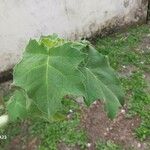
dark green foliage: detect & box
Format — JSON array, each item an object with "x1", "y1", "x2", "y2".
[{"x1": 7, "y1": 35, "x2": 124, "y2": 121}]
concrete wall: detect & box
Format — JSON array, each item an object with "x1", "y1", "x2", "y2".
[{"x1": 0, "y1": 0, "x2": 148, "y2": 73}]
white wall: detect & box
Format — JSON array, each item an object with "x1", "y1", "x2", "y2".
[{"x1": 0, "y1": 0, "x2": 148, "y2": 72}]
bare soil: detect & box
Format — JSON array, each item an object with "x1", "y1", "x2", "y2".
[{"x1": 81, "y1": 101, "x2": 147, "y2": 150}]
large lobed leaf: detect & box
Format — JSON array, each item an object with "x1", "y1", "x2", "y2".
[
  {"x1": 8, "y1": 35, "x2": 124, "y2": 121},
  {"x1": 80, "y1": 45, "x2": 124, "y2": 118},
  {"x1": 13, "y1": 38, "x2": 86, "y2": 119}
]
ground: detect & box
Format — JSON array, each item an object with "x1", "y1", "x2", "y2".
[{"x1": 0, "y1": 24, "x2": 150, "y2": 150}]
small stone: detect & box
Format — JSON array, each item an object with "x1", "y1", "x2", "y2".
[
  {"x1": 140, "y1": 61, "x2": 144, "y2": 64},
  {"x1": 142, "y1": 75, "x2": 145, "y2": 78},
  {"x1": 121, "y1": 109, "x2": 125, "y2": 114},
  {"x1": 93, "y1": 101, "x2": 97, "y2": 105},
  {"x1": 137, "y1": 143, "x2": 141, "y2": 148},
  {"x1": 104, "y1": 132, "x2": 107, "y2": 136},
  {"x1": 109, "y1": 127, "x2": 113, "y2": 130},
  {"x1": 122, "y1": 65, "x2": 126, "y2": 69},
  {"x1": 69, "y1": 109, "x2": 73, "y2": 113},
  {"x1": 106, "y1": 128, "x2": 109, "y2": 131},
  {"x1": 0, "y1": 115, "x2": 9, "y2": 127},
  {"x1": 147, "y1": 34, "x2": 150, "y2": 37},
  {"x1": 75, "y1": 96, "x2": 84, "y2": 104},
  {"x1": 67, "y1": 114, "x2": 71, "y2": 119},
  {"x1": 131, "y1": 144, "x2": 134, "y2": 147},
  {"x1": 87, "y1": 143, "x2": 91, "y2": 147}
]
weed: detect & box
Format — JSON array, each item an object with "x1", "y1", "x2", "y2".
[{"x1": 96, "y1": 140, "x2": 122, "y2": 150}]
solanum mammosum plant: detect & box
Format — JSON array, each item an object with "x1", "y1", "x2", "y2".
[{"x1": 6, "y1": 35, "x2": 124, "y2": 122}]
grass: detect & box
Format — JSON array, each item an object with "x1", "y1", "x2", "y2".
[
  {"x1": 95, "y1": 25, "x2": 149, "y2": 70},
  {"x1": 31, "y1": 118, "x2": 87, "y2": 150},
  {"x1": 95, "y1": 25, "x2": 150, "y2": 140},
  {"x1": 0, "y1": 99, "x2": 88, "y2": 150},
  {"x1": 31, "y1": 99, "x2": 88, "y2": 150},
  {"x1": 0, "y1": 25, "x2": 150, "y2": 149},
  {"x1": 96, "y1": 140, "x2": 122, "y2": 150}
]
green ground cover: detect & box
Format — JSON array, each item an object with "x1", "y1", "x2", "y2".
[
  {"x1": 0, "y1": 24, "x2": 150, "y2": 150},
  {"x1": 95, "y1": 25, "x2": 150, "y2": 140}
]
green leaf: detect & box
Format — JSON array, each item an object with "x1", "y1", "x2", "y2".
[
  {"x1": 11, "y1": 35, "x2": 124, "y2": 120},
  {"x1": 7, "y1": 89, "x2": 31, "y2": 121},
  {"x1": 13, "y1": 39, "x2": 86, "y2": 119},
  {"x1": 81, "y1": 45, "x2": 124, "y2": 118},
  {"x1": 39, "y1": 34, "x2": 66, "y2": 48}
]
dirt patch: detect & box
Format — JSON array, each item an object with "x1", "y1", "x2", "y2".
[
  {"x1": 137, "y1": 32, "x2": 150, "y2": 92},
  {"x1": 144, "y1": 72, "x2": 150, "y2": 95},
  {"x1": 5, "y1": 121, "x2": 40, "y2": 150},
  {"x1": 119, "y1": 65, "x2": 137, "y2": 77},
  {"x1": 0, "y1": 81, "x2": 12, "y2": 97},
  {"x1": 81, "y1": 101, "x2": 148, "y2": 150},
  {"x1": 8, "y1": 136, "x2": 40, "y2": 150},
  {"x1": 137, "y1": 34, "x2": 150, "y2": 53}
]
